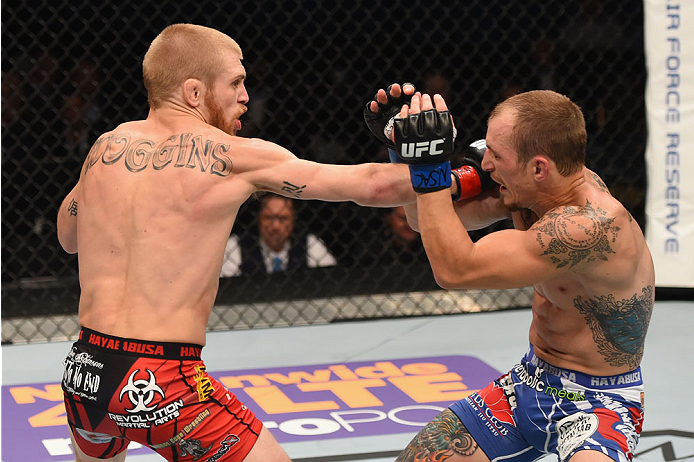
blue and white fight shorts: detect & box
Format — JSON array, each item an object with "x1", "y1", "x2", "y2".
[{"x1": 450, "y1": 345, "x2": 644, "y2": 462}]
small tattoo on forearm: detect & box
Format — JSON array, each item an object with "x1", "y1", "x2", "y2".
[
  {"x1": 68, "y1": 199, "x2": 78, "y2": 216},
  {"x1": 281, "y1": 181, "x2": 306, "y2": 198}
]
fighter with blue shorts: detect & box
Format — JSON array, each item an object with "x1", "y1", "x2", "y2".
[
  {"x1": 363, "y1": 84, "x2": 655, "y2": 462},
  {"x1": 450, "y1": 345, "x2": 644, "y2": 462}
]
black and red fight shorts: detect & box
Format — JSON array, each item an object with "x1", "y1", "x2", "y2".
[{"x1": 61, "y1": 327, "x2": 262, "y2": 460}]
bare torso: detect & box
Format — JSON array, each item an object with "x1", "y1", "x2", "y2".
[
  {"x1": 63, "y1": 110, "x2": 413, "y2": 346},
  {"x1": 75, "y1": 119, "x2": 261, "y2": 345},
  {"x1": 523, "y1": 170, "x2": 655, "y2": 376}
]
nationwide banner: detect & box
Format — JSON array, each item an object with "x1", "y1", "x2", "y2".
[
  {"x1": 1, "y1": 355, "x2": 500, "y2": 460},
  {"x1": 644, "y1": 0, "x2": 694, "y2": 287}
]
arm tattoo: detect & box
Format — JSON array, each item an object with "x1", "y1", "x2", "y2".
[
  {"x1": 67, "y1": 199, "x2": 78, "y2": 216},
  {"x1": 280, "y1": 181, "x2": 306, "y2": 198},
  {"x1": 396, "y1": 409, "x2": 479, "y2": 461},
  {"x1": 533, "y1": 200, "x2": 620, "y2": 269},
  {"x1": 574, "y1": 286, "x2": 653, "y2": 368}
]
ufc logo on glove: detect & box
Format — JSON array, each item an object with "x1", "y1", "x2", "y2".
[
  {"x1": 394, "y1": 109, "x2": 455, "y2": 193},
  {"x1": 400, "y1": 139, "x2": 447, "y2": 158}
]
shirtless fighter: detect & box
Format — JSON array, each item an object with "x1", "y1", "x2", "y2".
[
  {"x1": 54, "y1": 24, "x2": 483, "y2": 462},
  {"x1": 364, "y1": 86, "x2": 654, "y2": 462}
]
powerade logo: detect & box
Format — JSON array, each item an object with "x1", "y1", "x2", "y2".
[{"x1": 400, "y1": 140, "x2": 446, "y2": 157}]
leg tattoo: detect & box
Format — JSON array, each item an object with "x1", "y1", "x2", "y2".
[{"x1": 396, "y1": 409, "x2": 479, "y2": 461}]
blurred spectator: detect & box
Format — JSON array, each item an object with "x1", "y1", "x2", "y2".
[
  {"x1": 306, "y1": 64, "x2": 352, "y2": 165},
  {"x1": 421, "y1": 72, "x2": 453, "y2": 102},
  {"x1": 1, "y1": 70, "x2": 24, "y2": 123},
  {"x1": 221, "y1": 194, "x2": 336, "y2": 276},
  {"x1": 25, "y1": 51, "x2": 61, "y2": 115},
  {"x1": 7, "y1": 52, "x2": 63, "y2": 240},
  {"x1": 366, "y1": 206, "x2": 429, "y2": 267},
  {"x1": 422, "y1": 71, "x2": 461, "y2": 144},
  {"x1": 560, "y1": 0, "x2": 624, "y2": 51},
  {"x1": 530, "y1": 36, "x2": 559, "y2": 91},
  {"x1": 0, "y1": 72, "x2": 26, "y2": 161},
  {"x1": 237, "y1": 58, "x2": 271, "y2": 138},
  {"x1": 69, "y1": 59, "x2": 103, "y2": 126},
  {"x1": 60, "y1": 94, "x2": 93, "y2": 161},
  {"x1": 498, "y1": 80, "x2": 523, "y2": 102}
]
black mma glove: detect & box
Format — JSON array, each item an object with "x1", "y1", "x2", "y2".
[
  {"x1": 364, "y1": 83, "x2": 415, "y2": 162},
  {"x1": 451, "y1": 139, "x2": 495, "y2": 202},
  {"x1": 393, "y1": 108, "x2": 455, "y2": 193}
]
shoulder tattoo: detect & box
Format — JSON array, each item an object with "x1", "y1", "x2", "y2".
[
  {"x1": 396, "y1": 409, "x2": 478, "y2": 461},
  {"x1": 82, "y1": 133, "x2": 233, "y2": 177},
  {"x1": 532, "y1": 200, "x2": 620, "y2": 269},
  {"x1": 574, "y1": 286, "x2": 654, "y2": 368},
  {"x1": 590, "y1": 171, "x2": 611, "y2": 194}
]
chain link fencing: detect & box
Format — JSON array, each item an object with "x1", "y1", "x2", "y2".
[{"x1": 1, "y1": 0, "x2": 646, "y2": 343}]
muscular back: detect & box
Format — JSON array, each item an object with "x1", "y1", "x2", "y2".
[
  {"x1": 61, "y1": 113, "x2": 413, "y2": 345},
  {"x1": 523, "y1": 169, "x2": 655, "y2": 376},
  {"x1": 74, "y1": 120, "x2": 254, "y2": 345}
]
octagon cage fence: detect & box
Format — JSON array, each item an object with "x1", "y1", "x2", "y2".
[{"x1": 1, "y1": 0, "x2": 646, "y2": 343}]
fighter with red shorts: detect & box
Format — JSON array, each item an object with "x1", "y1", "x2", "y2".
[
  {"x1": 57, "y1": 23, "x2": 420, "y2": 462},
  {"x1": 62, "y1": 328, "x2": 262, "y2": 460}
]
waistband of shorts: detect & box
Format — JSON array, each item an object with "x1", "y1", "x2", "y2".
[
  {"x1": 523, "y1": 344, "x2": 642, "y2": 389},
  {"x1": 77, "y1": 327, "x2": 203, "y2": 360}
]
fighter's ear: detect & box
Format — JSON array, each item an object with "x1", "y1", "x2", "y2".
[
  {"x1": 182, "y1": 78, "x2": 202, "y2": 107},
  {"x1": 531, "y1": 155, "x2": 551, "y2": 182}
]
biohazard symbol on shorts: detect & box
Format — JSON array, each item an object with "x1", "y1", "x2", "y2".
[{"x1": 119, "y1": 369, "x2": 165, "y2": 413}]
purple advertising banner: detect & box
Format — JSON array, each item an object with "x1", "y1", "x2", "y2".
[{"x1": 1, "y1": 355, "x2": 500, "y2": 460}]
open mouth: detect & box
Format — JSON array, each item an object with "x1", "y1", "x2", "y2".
[
  {"x1": 235, "y1": 109, "x2": 247, "y2": 131},
  {"x1": 491, "y1": 177, "x2": 505, "y2": 191}
]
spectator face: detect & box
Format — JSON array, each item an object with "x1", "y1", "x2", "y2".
[
  {"x1": 388, "y1": 206, "x2": 417, "y2": 243},
  {"x1": 259, "y1": 197, "x2": 295, "y2": 252}
]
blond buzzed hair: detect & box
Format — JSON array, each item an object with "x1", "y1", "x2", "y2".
[
  {"x1": 143, "y1": 24, "x2": 243, "y2": 108},
  {"x1": 489, "y1": 90, "x2": 586, "y2": 176}
]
